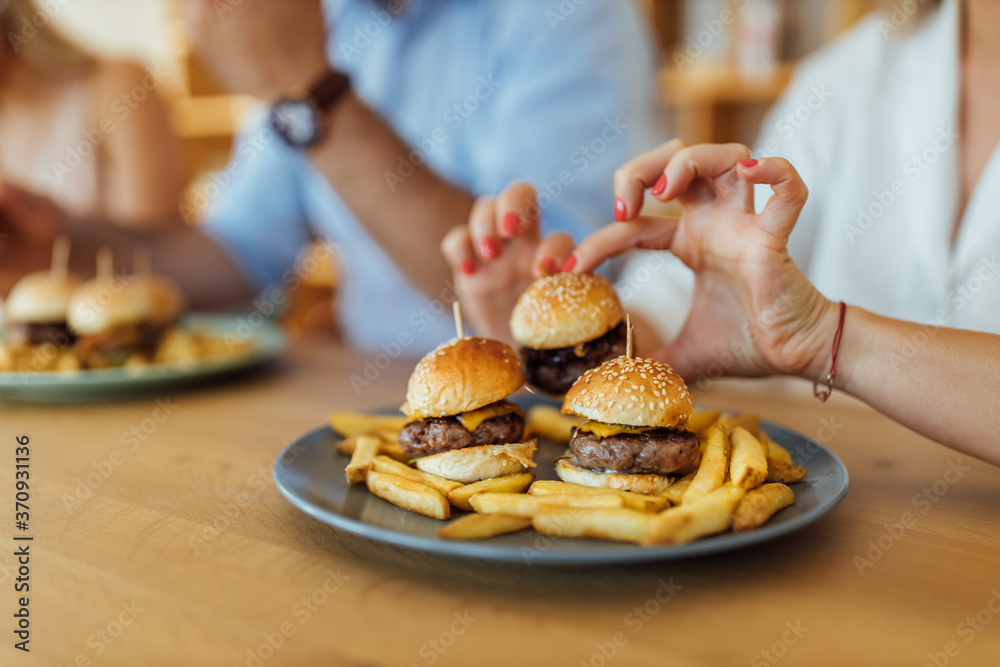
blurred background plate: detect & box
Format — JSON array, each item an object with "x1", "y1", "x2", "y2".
[
  {"x1": 273, "y1": 397, "x2": 849, "y2": 565},
  {"x1": 0, "y1": 313, "x2": 285, "y2": 402}
]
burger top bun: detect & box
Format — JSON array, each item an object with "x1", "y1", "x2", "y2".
[
  {"x1": 405, "y1": 337, "x2": 524, "y2": 420},
  {"x1": 561, "y1": 355, "x2": 692, "y2": 428},
  {"x1": 67, "y1": 277, "x2": 156, "y2": 335},
  {"x1": 133, "y1": 275, "x2": 185, "y2": 324},
  {"x1": 5, "y1": 272, "x2": 81, "y2": 324},
  {"x1": 509, "y1": 273, "x2": 623, "y2": 350}
]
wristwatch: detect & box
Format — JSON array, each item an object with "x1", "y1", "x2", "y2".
[{"x1": 269, "y1": 69, "x2": 351, "y2": 148}]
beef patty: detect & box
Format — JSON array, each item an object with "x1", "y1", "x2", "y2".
[
  {"x1": 398, "y1": 402, "x2": 525, "y2": 458},
  {"x1": 519, "y1": 320, "x2": 626, "y2": 396},
  {"x1": 568, "y1": 426, "x2": 699, "y2": 476},
  {"x1": 5, "y1": 322, "x2": 76, "y2": 348}
]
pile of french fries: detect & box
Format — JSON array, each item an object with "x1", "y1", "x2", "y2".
[{"x1": 329, "y1": 409, "x2": 807, "y2": 546}]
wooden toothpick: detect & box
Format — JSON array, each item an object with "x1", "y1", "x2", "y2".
[
  {"x1": 625, "y1": 314, "x2": 634, "y2": 359},
  {"x1": 96, "y1": 247, "x2": 113, "y2": 280},
  {"x1": 50, "y1": 235, "x2": 70, "y2": 280},
  {"x1": 453, "y1": 300, "x2": 465, "y2": 338}
]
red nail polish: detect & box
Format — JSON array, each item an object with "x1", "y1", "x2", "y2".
[
  {"x1": 560, "y1": 254, "x2": 577, "y2": 273},
  {"x1": 540, "y1": 256, "x2": 557, "y2": 276},
  {"x1": 614, "y1": 198, "x2": 626, "y2": 222},
  {"x1": 738, "y1": 159, "x2": 759, "y2": 168},
  {"x1": 501, "y1": 212, "x2": 522, "y2": 236},
  {"x1": 481, "y1": 237, "x2": 501, "y2": 259},
  {"x1": 461, "y1": 260, "x2": 476, "y2": 276},
  {"x1": 651, "y1": 174, "x2": 667, "y2": 196}
]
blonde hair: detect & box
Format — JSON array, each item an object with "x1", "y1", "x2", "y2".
[{"x1": 1, "y1": 0, "x2": 95, "y2": 77}]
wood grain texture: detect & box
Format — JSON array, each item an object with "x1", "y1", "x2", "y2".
[{"x1": 2, "y1": 341, "x2": 998, "y2": 666}]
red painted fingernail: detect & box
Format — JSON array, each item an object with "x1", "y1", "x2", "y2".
[
  {"x1": 460, "y1": 260, "x2": 476, "y2": 276},
  {"x1": 614, "y1": 197, "x2": 627, "y2": 222},
  {"x1": 481, "y1": 237, "x2": 501, "y2": 259},
  {"x1": 501, "y1": 212, "x2": 522, "y2": 236},
  {"x1": 540, "y1": 256, "x2": 557, "y2": 276},
  {"x1": 560, "y1": 254, "x2": 578, "y2": 273},
  {"x1": 651, "y1": 174, "x2": 667, "y2": 196},
  {"x1": 738, "y1": 159, "x2": 759, "y2": 168}
]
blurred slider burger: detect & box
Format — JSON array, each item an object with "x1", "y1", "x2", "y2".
[
  {"x1": 558, "y1": 355, "x2": 699, "y2": 494},
  {"x1": 398, "y1": 336, "x2": 537, "y2": 483},
  {"x1": 510, "y1": 272, "x2": 625, "y2": 396},
  {"x1": 3, "y1": 270, "x2": 82, "y2": 356}
]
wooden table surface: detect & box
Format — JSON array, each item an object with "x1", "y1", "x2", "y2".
[{"x1": 2, "y1": 338, "x2": 999, "y2": 667}]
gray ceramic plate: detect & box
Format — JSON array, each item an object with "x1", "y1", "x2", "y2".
[
  {"x1": 0, "y1": 314, "x2": 285, "y2": 402},
  {"x1": 273, "y1": 397, "x2": 849, "y2": 565}
]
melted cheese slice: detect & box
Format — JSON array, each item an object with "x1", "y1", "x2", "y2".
[
  {"x1": 457, "y1": 403, "x2": 522, "y2": 432},
  {"x1": 576, "y1": 421, "x2": 657, "y2": 437}
]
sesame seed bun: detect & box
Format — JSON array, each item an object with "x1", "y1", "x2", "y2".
[
  {"x1": 561, "y1": 356, "x2": 692, "y2": 428},
  {"x1": 67, "y1": 277, "x2": 156, "y2": 335},
  {"x1": 5, "y1": 272, "x2": 81, "y2": 324},
  {"x1": 404, "y1": 337, "x2": 525, "y2": 420},
  {"x1": 509, "y1": 273, "x2": 623, "y2": 350},
  {"x1": 414, "y1": 440, "x2": 537, "y2": 483},
  {"x1": 555, "y1": 455, "x2": 675, "y2": 495}
]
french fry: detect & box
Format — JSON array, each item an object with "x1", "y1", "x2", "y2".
[
  {"x1": 660, "y1": 473, "x2": 695, "y2": 505},
  {"x1": 644, "y1": 484, "x2": 747, "y2": 545},
  {"x1": 469, "y1": 493, "x2": 623, "y2": 517},
  {"x1": 345, "y1": 435, "x2": 381, "y2": 484},
  {"x1": 732, "y1": 483, "x2": 795, "y2": 532},
  {"x1": 527, "y1": 405, "x2": 585, "y2": 443},
  {"x1": 435, "y1": 514, "x2": 532, "y2": 541},
  {"x1": 528, "y1": 480, "x2": 669, "y2": 512},
  {"x1": 533, "y1": 508, "x2": 656, "y2": 544},
  {"x1": 683, "y1": 424, "x2": 731, "y2": 504},
  {"x1": 764, "y1": 436, "x2": 795, "y2": 469},
  {"x1": 365, "y1": 471, "x2": 450, "y2": 520},
  {"x1": 371, "y1": 455, "x2": 462, "y2": 495},
  {"x1": 718, "y1": 413, "x2": 762, "y2": 437},
  {"x1": 685, "y1": 410, "x2": 721, "y2": 435},
  {"x1": 335, "y1": 435, "x2": 409, "y2": 463},
  {"x1": 329, "y1": 412, "x2": 409, "y2": 437},
  {"x1": 766, "y1": 465, "x2": 808, "y2": 484},
  {"x1": 446, "y1": 473, "x2": 535, "y2": 511},
  {"x1": 729, "y1": 427, "x2": 768, "y2": 490}
]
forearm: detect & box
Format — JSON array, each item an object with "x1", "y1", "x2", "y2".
[
  {"x1": 64, "y1": 221, "x2": 252, "y2": 308},
  {"x1": 827, "y1": 307, "x2": 1000, "y2": 463},
  {"x1": 308, "y1": 93, "x2": 475, "y2": 298}
]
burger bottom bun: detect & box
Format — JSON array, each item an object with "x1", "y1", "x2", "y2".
[
  {"x1": 415, "y1": 440, "x2": 537, "y2": 483},
  {"x1": 555, "y1": 455, "x2": 674, "y2": 496}
]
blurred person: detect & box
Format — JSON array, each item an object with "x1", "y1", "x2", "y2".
[
  {"x1": 0, "y1": 0, "x2": 182, "y2": 224},
  {"x1": 576, "y1": 144, "x2": 998, "y2": 463},
  {"x1": 0, "y1": 0, "x2": 657, "y2": 354}
]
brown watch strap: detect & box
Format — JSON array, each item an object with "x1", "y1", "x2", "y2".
[{"x1": 307, "y1": 69, "x2": 351, "y2": 112}]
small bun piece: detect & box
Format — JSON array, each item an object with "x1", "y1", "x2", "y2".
[
  {"x1": 415, "y1": 440, "x2": 537, "y2": 483},
  {"x1": 555, "y1": 455, "x2": 674, "y2": 495},
  {"x1": 132, "y1": 275, "x2": 185, "y2": 324},
  {"x1": 67, "y1": 277, "x2": 156, "y2": 335},
  {"x1": 562, "y1": 356, "x2": 692, "y2": 429},
  {"x1": 5, "y1": 272, "x2": 81, "y2": 323},
  {"x1": 510, "y1": 273, "x2": 623, "y2": 350},
  {"x1": 405, "y1": 337, "x2": 524, "y2": 420}
]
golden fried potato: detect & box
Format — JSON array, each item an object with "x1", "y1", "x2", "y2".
[
  {"x1": 718, "y1": 413, "x2": 762, "y2": 437},
  {"x1": 683, "y1": 424, "x2": 731, "y2": 504},
  {"x1": 729, "y1": 427, "x2": 768, "y2": 490},
  {"x1": 644, "y1": 484, "x2": 746, "y2": 546},
  {"x1": 533, "y1": 508, "x2": 656, "y2": 544},
  {"x1": 435, "y1": 514, "x2": 532, "y2": 540},
  {"x1": 732, "y1": 483, "x2": 795, "y2": 532},
  {"x1": 371, "y1": 455, "x2": 462, "y2": 495},
  {"x1": 469, "y1": 492, "x2": 623, "y2": 517},
  {"x1": 446, "y1": 473, "x2": 534, "y2": 512},
  {"x1": 766, "y1": 465, "x2": 808, "y2": 484},
  {"x1": 345, "y1": 435, "x2": 381, "y2": 485},
  {"x1": 660, "y1": 473, "x2": 695, "y2": 505},
  {"x1": 335, "y1": 434, "x2": 410, "y2": 463},
  {"x1": 526, "y1": 405, "x2": 585, "y2": 443},
  {"x1": 329, "y1": 412, "x2": 409, "y2": 437},
  {"x1": 764, "y1": 436, "x2": 795, "y2": 469},
  {"x1": 365, "y1": 471, "x2": 450, "y2": 520},
  {"x1": 685, "y1": 410, "x2": 721, "y2": 435},
  {"x1": 528, "y1": 480, "x2": 669, "y2": 512}
]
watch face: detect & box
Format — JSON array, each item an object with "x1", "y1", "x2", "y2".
[{"x1": 271, "y1": 99, "x2": 322, "y2": 148}]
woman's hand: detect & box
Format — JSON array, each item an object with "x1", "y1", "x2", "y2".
[
  {"x1": 440, "y1": 182, "x2": 575, "y2": 344},
  {"x1": 570, "y1": 141, "x2": 838, "y2": 381},
  {"x1": 0, "y1": 179, "x2": 68, "y2": 279}
]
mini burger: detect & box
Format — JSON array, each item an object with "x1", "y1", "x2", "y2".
[
  {"x1": 67, "y1": 273, "x2": 184, "y2": 368},
  {"x1": 558, "y1": 355, "x2": 699, "y2": 494},
  {"x1": 398, "y1": 336, "x2": 537, "y2": 483},
  {"x1": 2, "y1": 271, "x2": 82, "y2": 364},
  {"x1": 509, "y1": 272, "x2": 625, "y2": 396}
]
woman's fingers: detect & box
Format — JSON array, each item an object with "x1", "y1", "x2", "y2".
[
  {"x1": 467, "y1": 195, "x2": 502, "y2": 261},
  {"x1": 736, "y1": 157, "x2": 809, "y2": 239},
  {"x1": 568, "y1": 216, "x2": 680, "y2": 274},
  {"x1": 495, "y1": 181, "x2": 539, "y2": 241},
  {"x1": 613, "y1": 138, "x2": 688, "y2": 220},
  {"x1": 533, "y1": 233, "x2": 575, "y2": 278},
  {"x1": 440, "y1": 224, "x2": 477, "y2": 277},
  {"x1": 659, "y1": 143, "x2": 752, "y2": 204}
]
